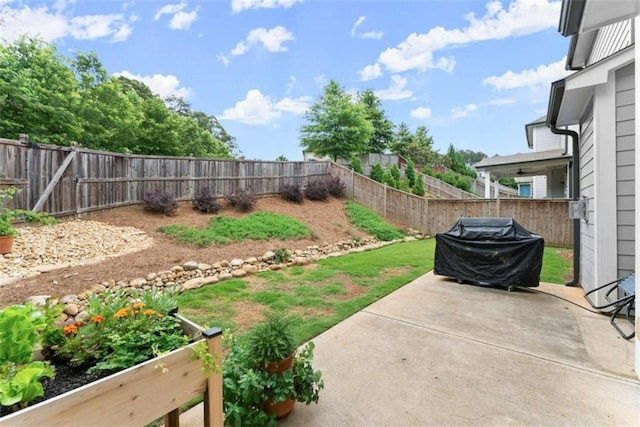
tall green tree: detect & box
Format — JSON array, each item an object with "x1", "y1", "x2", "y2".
[
  {"x1": 300, "y1": 80, "x2": 373, "y2": 162},
  {"x1": 357, "y1": 89, "x2": 394, "y2": 154},
  {"x1": 405, "y1": 126, "x2": 437, "y2": 168},
  {"x1": 389, "y1": 122, "x2": 413, "y2": 158},
  {"x1": 0, "y1": 37, "x2": 82, "y2": 144}
]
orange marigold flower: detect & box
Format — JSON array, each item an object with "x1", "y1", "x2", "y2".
[
  {"x1": 143, "y1": 309, "x2": 156, "y2": 316},
  {"x1": 91, "y1": 315, "x2": 105, "y2": 324},
  {"x1": 156, "y1": 313, "x2": 164, "y2": 318},
  {"x1": 114, "y1": 308, "x2": 129, "y2": 318},
  {"x1": 74, "y1": 321, "x2": 83, "y2": 327},
  {"x1": 63, "y1": 324, "x2": 78, "y2": 335},
  {"x1": 132, "y1": 302, "x2": 145, "y2": 310}
]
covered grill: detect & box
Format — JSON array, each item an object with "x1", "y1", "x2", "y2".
[{"x1": 434, "y1": 218, "x2": 544, "y2": 289}]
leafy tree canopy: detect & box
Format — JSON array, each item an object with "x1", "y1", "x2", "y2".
[
  {"x1": 357, "y1": 89, "x2": 394, "y2": 154},
  {"x1": 300, "y1": 80, "x2": 373, "y2": 162},
  {"x1": 0, "y1": 37, "x2": 236, "y2": 158}
]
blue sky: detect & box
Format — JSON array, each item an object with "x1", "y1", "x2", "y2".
[{"x1": 0, "y1": 0, "x2": 571, "y2": 160}]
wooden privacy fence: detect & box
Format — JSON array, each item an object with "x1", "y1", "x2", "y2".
[
  {"x1": 0, "y1": 138, "x2": 330, "y2": 216},
  {"x1": 331, "y1": 163, "x2": 573, "y2": 248}
]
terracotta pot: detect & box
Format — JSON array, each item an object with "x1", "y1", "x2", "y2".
[
  {"x1": 264, "y1": 353, "x2": 294, "y2": 374},
  {"x1": 264, "y1": 396, "x2": 296, "y2": 419},
  {"x1": 0, "y1": 235, "x2": 14, "y2": 255}
]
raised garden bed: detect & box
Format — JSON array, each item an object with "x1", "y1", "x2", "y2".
[{"x1": 0, "y1": 315, "x2": 223, "y2": 427}]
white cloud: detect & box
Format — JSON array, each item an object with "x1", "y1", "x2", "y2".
[
  {"x1": 482, "y1": 57, "x2": 569, "y2": 90},
  {"x1": 0, "y1": 4, "x2": 134, "y2": 43},
  {"x1": 231, "y1": 26, "x2": 295, "y2": 56},
  {"x1": 231, "y1": 0, "x2": 302, "y2": 13},
  {"x1": 220, "y1": 90, "x2": 309, "y2": 125},
  {"x1": 275, "y1": 96, "x2": 312, "y2": 114},
  {"x1": 410, "y1": 107, "x2": 432, "y2": 119},
  {"x1": 360, "y1": 31, "x2": 384, "y2": 40},
  {"x1": 154, "y1": 3, "x2": 199, "y2": 30},
  {"x1": 451, "y1": 103, "x2": 478, "y2": 119},
  {"x1": 351, "y1": 16, "x2": 366, "y2": 37},
  {"x1": 374, "y1": 75, "x2": 412, "y2": 101},
  {"x1": 359, "y1": 63, "x2": 382, "y2": 81},
  {"x1": 217, "y1": 53, "x2": 230, "y2": 67},
  {"x1": 286, "y1": 75, "x2": 297, "y2": 94},
  {"x1": 114, "y1": 71, "x2": 192, "y2": 99},
  {"x1": 351, "y1": 15, "x2": 384, "y2": 40},
  {"x1": 362, "y1": 0, "x2": 559, "y2": 77},
  {"x1": 314, "y1": 74, "x2": 328, "y2": 88}
]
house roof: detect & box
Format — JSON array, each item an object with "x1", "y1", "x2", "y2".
[
  {"x1": 524, "y1": 115, "x2": 547, "y2": 148},
  {"x1": 473, "y1": 149, "x2": 571, "y2": 179},
  {"x1": 548, "y1": 45, "x2": 634, "y2": 127}
]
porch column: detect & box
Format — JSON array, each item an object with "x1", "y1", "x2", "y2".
[
  {"x1": 494, "y1": 179, "x2": 500, "y2": 198},
  {"x1": 484, "y1": 172, "x2": 491, "y2": 198}
]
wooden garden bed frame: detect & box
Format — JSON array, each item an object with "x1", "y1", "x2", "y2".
[{"x1": 0, "y1": 315, "x2": 223, "y2": 427}]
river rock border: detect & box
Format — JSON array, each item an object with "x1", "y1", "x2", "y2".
[{"x1": 24, "y1": 233, "x2": 427, "y2": 323}]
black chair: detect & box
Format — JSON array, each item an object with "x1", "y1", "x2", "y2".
[{"x1": 584, "y1": 273, "x2": 635, "y2": 340}]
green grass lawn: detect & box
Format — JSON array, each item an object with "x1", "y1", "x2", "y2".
[
  {"x1": 159, "y1": 211, "x2": 313, "y2": 246},
  {"x1": 177, "y1": 238, "x2": 572, "y2": 345}
]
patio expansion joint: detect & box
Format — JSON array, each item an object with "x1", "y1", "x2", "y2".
[{"x1": 361, "y1": 309, "x2": 640, "y2": 387}]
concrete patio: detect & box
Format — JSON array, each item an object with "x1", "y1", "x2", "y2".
[{"x1": 182, "y1": 272, "x2": 639, "y2": 426}]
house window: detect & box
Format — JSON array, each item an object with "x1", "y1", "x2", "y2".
[{"x1": 519, "y1": 183, "x2": 531, "y2": 197}]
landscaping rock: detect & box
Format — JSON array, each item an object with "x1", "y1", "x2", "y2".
[
  {"x1": 183, "y1": 261, "x2": 199, "y2": 271},
  {"x1": 24, "y1": 295, "x2": 51, "y2": 306}
]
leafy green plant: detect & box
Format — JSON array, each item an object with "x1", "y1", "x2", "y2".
[
  {"x1": 0, "y1": 187, "x2": 56, "y2": 237},
  {"x1": 273, "y1": 248, "x2": 291, "y2": 264},
  {"x1": 0, "y1": 304, "x2": 55, "y2": 409},
  {"x1": 49, "y1": 288, "x2": 188, "y2": 373},
  {"x1": 159, "y1": 211, "x2": 312, "y2": 247},
  {"x1": 247, "y1": 311, "x2": 296, "y2": 364},
  {"x1": 405, "y1": 160, "x2": 416, "y2": 188},
  {"x1": 370, "y1": 163, "x2": 385, "y2": 183},
  {"x1": 349, "y1": 156, "x2": 364, "y2": 174},
  {"x1": 345, "y1": 201, "x2": 405, "y2": 241},
  {"x1": 413, "y1": 175, "x2": 425, "y2": 196},
  {"x1": 222, "y1": 334, "x2": 323, "y2": 427}
]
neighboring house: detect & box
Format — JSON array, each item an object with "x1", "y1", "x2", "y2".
[
  {"x1": 474, "y1": 115, "x2": 572, "y2": 199},
  {"x1": 548, "y1": 0, "x2": 637, "y2": 375},
  {"x1": 474, "y1": 116, "x2": 571, "y2": 199}
]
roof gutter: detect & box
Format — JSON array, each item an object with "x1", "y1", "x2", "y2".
[
  {"x1": 559, "y1": 0, "x2": 586, "y2": 36},
  {"x1": 547, "y1": 79, "x2": 580, "y2": 287}
]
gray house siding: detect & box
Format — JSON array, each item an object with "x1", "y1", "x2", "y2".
[
  {"x1": 580, "y1": 103, "x2": 596, "y2": 291},
  {"x1": 588, "y1": 19, "x2": 633, "y2": 66},
  {"x1": 615, "y1": 63, "x2": 635, "y2": 277}
]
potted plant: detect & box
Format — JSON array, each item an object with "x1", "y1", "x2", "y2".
[
  {"x1": 0, "y1": 288, "x2": 224, "y2": 426},
  {"x1": 0, "y1": 218, "x2": 17, "y2": 255},
  {"x1": 223, "y1": 311, "x2": 324, "y2": 426},
  {"x1": 0, "y1": 187, "x2": 56, "y2": 255}
]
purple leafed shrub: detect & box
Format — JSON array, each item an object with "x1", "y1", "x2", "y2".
[
  {"x1": 225, "y1": 188, "x2": 256, "y2": 212},
  {"x1": 280, "y1": 183, "x2": 304, "y2": 204},
  {"x1": 326, "y1": 175, "x2": 345, "y2": 198},
  {"x1": 143, "y1": 189, "x2": 178, "y2": 215},
  {"x1": 192, "y1": 185, "x2": 221, "y2": 213},
  {"x1": 304, "y1": 179, "x2": 329, "y2": 201}
]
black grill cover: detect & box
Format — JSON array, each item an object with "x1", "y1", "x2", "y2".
[{"x1": 434, "y1": 218, "x2": 544, "y2": 287}]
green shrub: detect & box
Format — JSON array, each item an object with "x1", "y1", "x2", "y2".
[
  {"x1": 370, "y1": 163, "x2": 385, "y2": 183},
  {"x1": 413, "y1": 176, "x2": 425, "y2": 196},
  {"x1": 349, "y1": 156, "x2": 364, "y2": 174}
]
